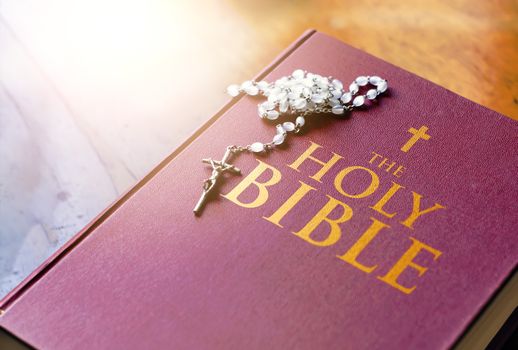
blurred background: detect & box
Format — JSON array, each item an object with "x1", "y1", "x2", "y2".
[{"x1": 0, "y1": 0, "x2": 517, "y2": 298}]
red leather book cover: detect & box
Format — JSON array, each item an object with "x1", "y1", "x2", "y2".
[{"x1": 1, "y1": 30, "x2": 517, "y2": 349}]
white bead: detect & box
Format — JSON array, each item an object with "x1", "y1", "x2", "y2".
[
  {"x1": 269, "y1": 86, "x2": 281, "y2": 95},
  {"x1": 289, "y1": 80, "x2": 300, "y2": 88},
  {"x1": 311, "y1": 74, "x2": 322, "y2": 82},
  {"x1": 377, "y1": 80, "x2": 388, "y2": 93},
  {"x1": 272, "y1": 133, "x2": 286, "y2": 145},
  {"x1": 316, "y1": 81, "x2": 329, "y2": 90},
  {"x1": 292, "y1": 98, "x2": 307, "y2": 110},
  {"x1": 250, "y1": 142, "x2": 265, "y2": 153},
  {"x1": 260, "y1": 101, "x2": 275, "y2": 111},
  {"x1": 349, "y1": 82, "x2": 359, "y2": 94},
  {"x1": 328, "y1": 98, "x2": 340, "y2": 107},
  {"x1": 311, "y1": 93, "x2": 325, "y2": 104},
  {"x1": 266, "y1": 110, "x2": 279, "y2": 120},
  {"x1": 241, "y1": 80, "x2": 253, "y2": 89},
  {"x1": 303, "y1": 77, "x2": 314, "y2": 87},
  {"x1": 369, "y1": 76, "x2": 382, "y2": 85},
  {"x1": 292, "y1": 84, "x2": 304, "y2": 94},
  {"x1": 366, "y1": 89, "x2": 377, "y2": 100},
  {"x1": 317, "y1": 83, "x2": 329, "y2": 92},
  {"x1": 332, "y1": 105, "x2": 345, "y2": 115},
  {"x1": 331, "y1": 89, "x2": 342, "y2": 99},
  {"x1": 340, "y1": 92, "x2": 352, "y2": 103},
  {"x1": 292, "y1": 69, "x2": 305, "y2": 80},
  {"x1": 282, "y1": 122, "x2": 296, "y2": 132},
  {"x1": 279, "y1": 99, "x2": 289, "y2": 113},
  {"x1": 268, "y1": 93, "x2": 279, "y2": 104},
  {"x1": 256, "y1": 81, "x2": 269, "y2": 91},
  {"x1": 314, "y1": 75, "x2": 327, "y2": 87},
  {"x1": 288, "y1": 92, "x2": 299, "y2": 100},
  {"x1": 258, "y1": 105, "x2": 266, "y2": 118},
  {"x1": 275, "y1": 77, "x2": 288, "y2": 86},
  {"x1": 302, "y1": 87, "x2": 312, "y2": 98},
  {"x1": 295, "y1": 116, "x2": 305, "y2": 127},
  {"x1": 355, "y1": 76, "x2": 368, "y2": 86},
  {"x1": 276, "y1": 124, "x2": 286, "y2": 134},
  {"x1": 332, "y1": 79, "x2": 343, "y2": 90},
  {"x1": 244, "y1": 85, "x2": 259, "y2": 96},
  {"x1": 226, "y1": 84, "x2": 240, "y2": 97},
  {"x1": 353, "y1": 95, "x2": 365, "y2": 107}
]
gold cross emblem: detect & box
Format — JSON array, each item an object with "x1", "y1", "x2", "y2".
[{"x1": 401, "y1": 125, "x2": 431, "y2": 153}]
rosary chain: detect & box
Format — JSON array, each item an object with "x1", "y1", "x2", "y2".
[
  {"x1": 227, "y1": 104, "x2": 353, "y2": 155},
  {"x1": 195, "y1": 71, "x2": 387, "y2": 215}
]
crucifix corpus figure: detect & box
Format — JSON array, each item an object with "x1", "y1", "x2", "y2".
[{"x1": 193, "y1": 146, "x2": 241, "y2": 216}]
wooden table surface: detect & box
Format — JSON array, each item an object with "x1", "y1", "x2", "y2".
[{"x1": 0, "y1": 0, "x2": 516, "y2": 298}]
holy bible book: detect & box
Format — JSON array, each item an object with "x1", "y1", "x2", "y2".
[{"x1": 1, "y1": 30, "x2": 517, "y2": 350}]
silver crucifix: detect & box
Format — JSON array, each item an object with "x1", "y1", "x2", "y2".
[{"x1": 193, "y1": 146, "x2": 241, "y2": 216}]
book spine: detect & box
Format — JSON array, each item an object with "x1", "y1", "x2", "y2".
[{"x1": 0, "y1": 29, "x2": 317, "y2": 311}]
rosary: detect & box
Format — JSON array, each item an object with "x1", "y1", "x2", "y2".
[{"x1": 193, "y1": 69, "x2": 388, "y2": 215}]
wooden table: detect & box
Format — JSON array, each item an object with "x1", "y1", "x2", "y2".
[{"x1": 0, "y1": 0, "x2": 516, "y2": 298}]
